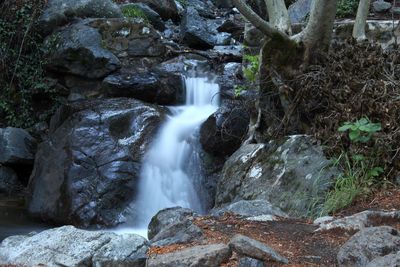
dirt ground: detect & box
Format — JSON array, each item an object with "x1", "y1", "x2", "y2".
[{"x1": 148, "y1": 187, "x2": 400, "y2": 267}]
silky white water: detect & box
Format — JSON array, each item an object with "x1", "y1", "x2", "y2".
[{"x1": 120, "y1": 76, "x2": 219, "y2": 235}]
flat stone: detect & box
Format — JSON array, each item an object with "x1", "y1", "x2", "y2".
[{"x1": 229, "y1": 234, "x2": 289, "y2": 264}]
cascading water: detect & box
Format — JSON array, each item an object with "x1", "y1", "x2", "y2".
[{"x1": 132, "y1": 74, "x2": 219, "y2": 232}]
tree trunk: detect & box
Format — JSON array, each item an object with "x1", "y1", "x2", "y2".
[
  {"x1": 265, "y1": 0, "x2": 292, "y2": 34},
  {"x1": 300, "y1": 0, "x2": 339, "y2": 53},
  {"x1": 353, "y1": 0, "x2": 371, "y2": 41}
]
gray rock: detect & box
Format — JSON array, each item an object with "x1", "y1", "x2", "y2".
[
  {"x1": 102, "y1": 71, "x2": 185, "y2": 105},
  {"x1": 213, "y1": 0, "x2": 234, "y2": 8},
  {"x1": 393, "y1": 7, "x2": 400, "y2": 16},
  {"x1": 215, "y1": 135, "x2": 339, "y2": 217},
  {"x1": 212, "y1": 200, "x2": 287, "y2": 218},
  {"x1": 181, "y1": 7, "x2": 231, "y2": 49},
  {"x1": 130, "y1": 0, "x2": 179, "y2": 22},
  {"x1": 288, "y1": 0, "x2": 313, "y2": 23},
  {"x1": 367, "y1": 251, "x2": 400, "y2": 267},
  {"x1": 0, "y1": 127, "x2": 36, "y2": 165},
  {"x1": 315, "y1": 210, "x2": 400, "y2": 231},
  {"x1": 200, "y1": 101, "x2": 250, "y2": 157},
  {"x1": 0, "y1": 166, "x2": 22, "y2": 195},
  {"x1": 39, "y1": 0, "x2": 122, "y2": 35},
  {"x1": 0, "y1": 225, "x2": 148, "y2": 267},
  {"x1": 151, "y1": 219, "x2": 204, "y2": 246},
  {"x1": 88, "y1": 18, "x2": 167, "y2": 59},
  {"x1": 28, "y1": 98, "x2": 166, "y2": 227},
  {"x1": 148, "y1": 207, "x2": 195, "y2": 240},
  {"x1": 45, "y1": 22, "x2": 121, "y2": 79},
  {"x1": 373, "y1": 0, "x2": 392, "y2": 13},
  {"x1": 121, "y1": 3, "x2": 165, "y2": 31},
  {"x1": 147, "y1": 243, "x2": 232, "y2": 267},
  {"x1": 229, "y1": 234, "x2": 288, "y2": 264},
  {"x1": 337, "y1": 226, "x2": 400, "y2": 267},
  {"x1": 238, "y1": 257, "x2": 265, "y2": 267}
]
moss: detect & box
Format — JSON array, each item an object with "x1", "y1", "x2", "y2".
[{"x1": 121, "y1": 5, "x2": 148, "y2": 22}]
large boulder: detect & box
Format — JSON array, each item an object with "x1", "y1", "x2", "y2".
[
  {"x1": 148, "y1": 207, "x2": 196, "y2": 239},
  {"x1": 200, "y1": 101, "x2": 250, "y2": 157},
  {"x1": 0, "y1": 127, "x2": 36, "y2": 165},
  {"x1": 102, "y1": 71, "x2": 185, "y2": 105},
  {"x1": 215, "y1": 135, "x2": 339, "y2": 217},
  {"x1": 27, "y1": 98, "x2": 166, "y2": 227},
  {"x1": 367, "y1": 251, "x2": 400, "y2": 267},
  {"x1": 147, "y1": 243, "x2": 232, "y2": 267},
  {"x1": 39, "y1": 0, "x2": 123, "y2": 35},
  {"x1": 0, "y1": 225, "x2": 149, "y2": 267},
  {"x1": 337, "y1": 226, "x2": 400, "y2": 267},
  {"x1": 45, "y1": 22, "x2": 121, "y2": 79},
  {"x1": 212, "y1": 199, "x2": 287, "y2": 218}
]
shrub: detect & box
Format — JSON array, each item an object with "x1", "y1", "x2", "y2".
[{"x1": 0, "y1": 0, "x2": 61, "y2": 129}]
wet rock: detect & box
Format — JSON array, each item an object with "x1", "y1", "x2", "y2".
[
  {"x1": 0, "y1": 225, "x2": 148, "y2": 267},
  {"x1": 215, "y1": 135, "x2": 339, "y2": 217},
  {"x1": 39, "y1": 0, "x2": 122, "y2": 35},
  {"x1": 45, "y1": 22, "x2": 121, "y2": 79},
  {"x1": 212, "y1": 200, "x2": 287, "y2": 218},
  {"x1": 288, "y1": 0, "x2": 312, "y2": 23},
  {"x1": 130, "y1": 0, "x2": 179, "y2": 22},
  {"x1": 238, "y1": 257, "x2": 265, "y2": 267},
  {"x1": 148, "y1": 207, "x2": 195, "y2": 240},
  {"x1": 367, "y1": 251, "x2": 400, "y2": 267},
  {"x1": 0, "y1": 167, "x2": 23, "y2": 195},
  {"x1": 147, "y1": 243, "x2": 231, "y2": 267},
  {"x1": 212, "y1": 45, "x2": 243, "y2": 62},
  {"x1": 337, "y1": 226, "x2": 400, "y2": 267},
  {"x1": 213, "y1": 0, "x2": 234, "y2": 8},
  {"x1": 28, "y1": 98, "x2": 166, "y2": 227},
  {"x1": 102, "y1": 71, "x2": 185, "y2": 105},
  {"x1": 217, "y1": 17, "x2": 245, "y2": 41},
  {"x1": 217, "y1": 62, "x2": 244, "y2": 99},
  {"x1": 200, "y1": 101, "x2": 249, "y2": 157},
  {"x1": 88, "y1": 18, "x2": 167, "y2": 59},
  {"x1": 0, "y1": 127, "x2": 36, "y2": 165},
  {"x1": 181, "y1": 7, "x2": 231, "y2": 49},
  {"x1": 315, "y1": 210, "x2": 400, "y2": 231},
  {"x1": 373, "y1": 0, "x2": 392, "y2": 13},
  {"x1": 229, "y1": 234, "x2": 289, "y2": 264},
  {"x1": 121, "y1": 3, "x2": 165, "y2": 31}
]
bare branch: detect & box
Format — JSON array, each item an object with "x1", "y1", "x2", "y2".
[
  {"x1": 232, "y1": 0, "x2": 291, "y2": 41},
  {"x1": 265, "y1": 0, "x2": 292, "y2": 35}
]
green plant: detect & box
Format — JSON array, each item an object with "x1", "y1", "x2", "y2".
[
  {"x1": 235, "y1": 54, "x2": 260, "y2": 96},
  {"x1": 338, "y1": 117, "x2": 382, "y2": 143},
  {"x1": 121, "y1": 5, "x2": 148, "y2": 22},
  {"x1": 320, "y1": 118, "x2": 384, "y2": 216},
  {"x1": 336, "y1": 0, "x2": 359, "y2": 18},
  {"x1": 0, "y1": 0, "x2": 61, "y2": 128}
]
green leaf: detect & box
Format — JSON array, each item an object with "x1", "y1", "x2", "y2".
[
  {"x1": 352, "y1": 154, "x2": 365, "y2": 162},
  {"x1": 349, "y1": 130, "x2": 360, "y2": 141},
  {"x1": 369, "y1": 167, "x2": 384, "y2": 177},
  {"x1": 358, "y1": 118, "x2": 369, "y2": 125},
  {"x1": 338, "y1": 124, "x2": 352, "y2": 131}
]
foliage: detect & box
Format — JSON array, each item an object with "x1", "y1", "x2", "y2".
[
  {"x1": 0, "y1": 0, "x2": 61, "y2": 129},
  {"x1": 338, "y1": 118, "x2": 382, "y2": 143},
  {"x1": 320, "y1": 118, "x2": 384, "y2": 216},
  {"x1": 336, "y1": 0, "x2": 359, "y2": 18},
  {"x1": 235, "y1": 54, "x2": 260, "y2": 96},
  {"x1": 121, "y1": 5, "x2": 148, "y2": 22}
]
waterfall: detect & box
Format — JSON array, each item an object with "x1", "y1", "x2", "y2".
[{"x1": 130, "y1": 75, "x2": 220, "y2": 233}]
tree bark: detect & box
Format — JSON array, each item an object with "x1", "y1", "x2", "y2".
[
  {"x1": 232, "y1": 0, "x2": 291, "y2": 41},
  {"x1": 301, "y1": 0, "x2": 339, "y2": 53},
  {"x1": 265, "y1": 0, "x2": 292, "y2": 35},
  {"x1": 352, "y1": 0, "x2": 371, "y2": 41}
]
